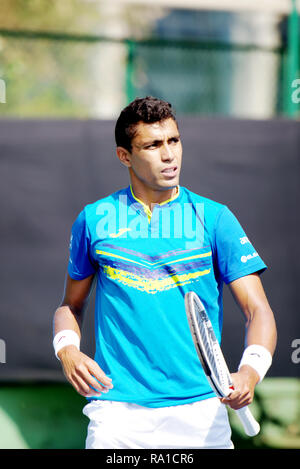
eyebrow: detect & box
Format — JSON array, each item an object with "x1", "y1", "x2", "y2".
[{"x1": 140, "y1": 134, "x2": 181, "y2": 148}]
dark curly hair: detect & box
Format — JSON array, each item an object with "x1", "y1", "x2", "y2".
[{"x1": 115, "y1": 96, "x2": 177, "y2": 152}]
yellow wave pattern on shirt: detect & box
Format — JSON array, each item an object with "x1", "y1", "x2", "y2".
[
  {"x1": 96, "y1": 250, "x2": 212, "y2": 267},
  {"x1": 102, "y1": 265, "x2": 211, "y2": 294}
]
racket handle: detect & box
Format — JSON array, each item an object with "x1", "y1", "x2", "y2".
[{"x1": 235, "y1": 406, "x2": 260, "y2": 437}]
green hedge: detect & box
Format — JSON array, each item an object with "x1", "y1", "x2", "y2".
[{"x1": 0, "y1": 379, "x2": 299, "y2": 449}]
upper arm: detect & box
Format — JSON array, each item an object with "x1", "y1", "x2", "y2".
[
  {"x1": 228, "y1": 274, "x2": 277, "y2": 353},
  {"x1": 61, "y1": 273, "x2": 95, "y2": 315},
  {"x1": 63, "y1": 208, "x2": 97, "y2": 313},
  {"x1": 68, "y1": 209, "x2": 97, "y2": 281},
  {"x1": 228, "y1": 273, "x2": 271, "y2": 321},
  {"x1": 213, "y1": 206, "x2": 267, "y2": 285}
]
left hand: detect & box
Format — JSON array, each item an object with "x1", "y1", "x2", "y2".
[{"x1": 220, "y1": 365, "x2": 260, "y2": 410}]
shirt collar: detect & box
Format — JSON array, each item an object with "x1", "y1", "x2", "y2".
[{"x1": 128, "y1": 185, "x2": 181, "y2": 222}]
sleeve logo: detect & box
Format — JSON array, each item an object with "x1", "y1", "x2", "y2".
[{"x1": 241, "y1": 252, "x2": 259, "y2": 263}]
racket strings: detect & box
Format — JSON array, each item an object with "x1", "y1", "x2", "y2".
[
  {"x1": 194, "y1": 300, "x2": 231, "y2": 395},
  {"x1": 185, "y1": 293, "x2": 260, "y2": 437}
]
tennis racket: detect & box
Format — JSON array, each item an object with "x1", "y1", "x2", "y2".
[{"x1": 184, "y1": 291, "x2": 260, "y2": 437}]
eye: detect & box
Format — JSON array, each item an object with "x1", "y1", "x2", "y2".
[{"x1": 145, "y1": 142, "x2": 159, "y2": 149}]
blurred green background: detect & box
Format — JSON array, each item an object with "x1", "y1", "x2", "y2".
[
  {"x1": 0, "y1": 379, "x2": 299, "y2": 449},
  {"x1": 0, "y1": 0, "x2": 299, "y2": 119}
]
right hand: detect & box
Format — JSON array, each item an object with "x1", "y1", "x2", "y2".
[{"x1": 58, "y1": 345, "x2": 113, "y2": 398}]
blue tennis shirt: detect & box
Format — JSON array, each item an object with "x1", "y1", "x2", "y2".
[{"x1": 68, "y1": 185, "x2": 267, "y2": 407}]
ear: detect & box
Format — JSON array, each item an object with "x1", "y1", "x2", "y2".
[{"x1": 116, "y1": 146, "x2": 132, "y2": 168}]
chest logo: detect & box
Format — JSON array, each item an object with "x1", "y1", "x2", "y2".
[{"x1": 109, "y1": 228, "x2": 132, "y2": 238}]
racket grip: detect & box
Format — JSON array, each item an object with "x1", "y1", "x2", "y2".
[{"x1": 235, "y1": 406, "x2": 260, "y2": 437}]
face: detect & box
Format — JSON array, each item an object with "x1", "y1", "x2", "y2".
[{"x1": 118, "y1": 118, "x2": 182, "y2": 193}]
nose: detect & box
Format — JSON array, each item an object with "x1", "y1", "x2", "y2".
[{"x1": 160, "y1": 142, "x2": 174, "y2": 162}]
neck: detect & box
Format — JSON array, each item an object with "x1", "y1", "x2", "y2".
[{"x1": 130, "y1": 182, "x2": 179, "y2": 211}]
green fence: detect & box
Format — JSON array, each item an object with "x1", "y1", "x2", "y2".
[{"x1": 0, "y1": 27, "x2": 299, "y2": 119}]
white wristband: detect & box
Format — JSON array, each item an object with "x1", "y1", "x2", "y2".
[
  {"x1": 238, "y1": 344, "x2": 272, "y2": 383},
  {"x1": 53, "y1": 329, "x2": 80, "y2": 360}
]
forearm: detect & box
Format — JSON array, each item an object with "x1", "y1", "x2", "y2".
[
  {"x1": 53, "y1": 273, "x2": 94, "y2": 338},
  {"x1": 52, "y1": 305, "x2": 84, "y2": 360},
  {"x1": 223, "y1": 274, "x2": 277, "y2": 409},
  {"x1": 53, "y1": 303, "x2": 113, "y2": 397},
  {"x1": 222, "y1": 303, "x2": 277, "y2": 409},
  {"x1": 52, "y1": 275, "x2": 113, "y2": 396},
  {"x1": 53, "y1": 304, "x2": 82, "y2": 338},
  {"x1": 229, "y1": 273, "x2": 277, "y2": 356},
  {"x1": 244, "y1": 302, "x2": 277, "y2": 356}
]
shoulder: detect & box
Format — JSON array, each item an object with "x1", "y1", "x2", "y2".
[
  {"x1": 180, "y1": 186, "x2": 227, "y2": 219},
  {"x1": 81, "y1": 187, "x2": 128, "y2": 218}
]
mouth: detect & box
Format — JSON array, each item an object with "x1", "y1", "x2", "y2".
[{"x1": 161, "y1": 166, "x2": 178, "y2": 177}]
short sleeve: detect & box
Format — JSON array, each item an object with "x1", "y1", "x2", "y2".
[
  {"x1": 68, "y1": 210, "x2": 97, "y2": 280},
  {"x1": 213, "y1": 206, "x2": 267, "y2": 284}
]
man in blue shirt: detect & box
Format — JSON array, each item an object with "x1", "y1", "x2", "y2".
[{"x1": 53, "y1": 96, "x2": 277, "y2": 449}]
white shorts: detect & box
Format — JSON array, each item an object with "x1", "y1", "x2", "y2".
[{"x1": 82, "y1": 397, "x2": 234, "y2": 449}]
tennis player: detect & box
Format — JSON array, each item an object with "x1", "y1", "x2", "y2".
[{"x1": 53, "y1": 96, "x2": 277, "y2": 449}]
